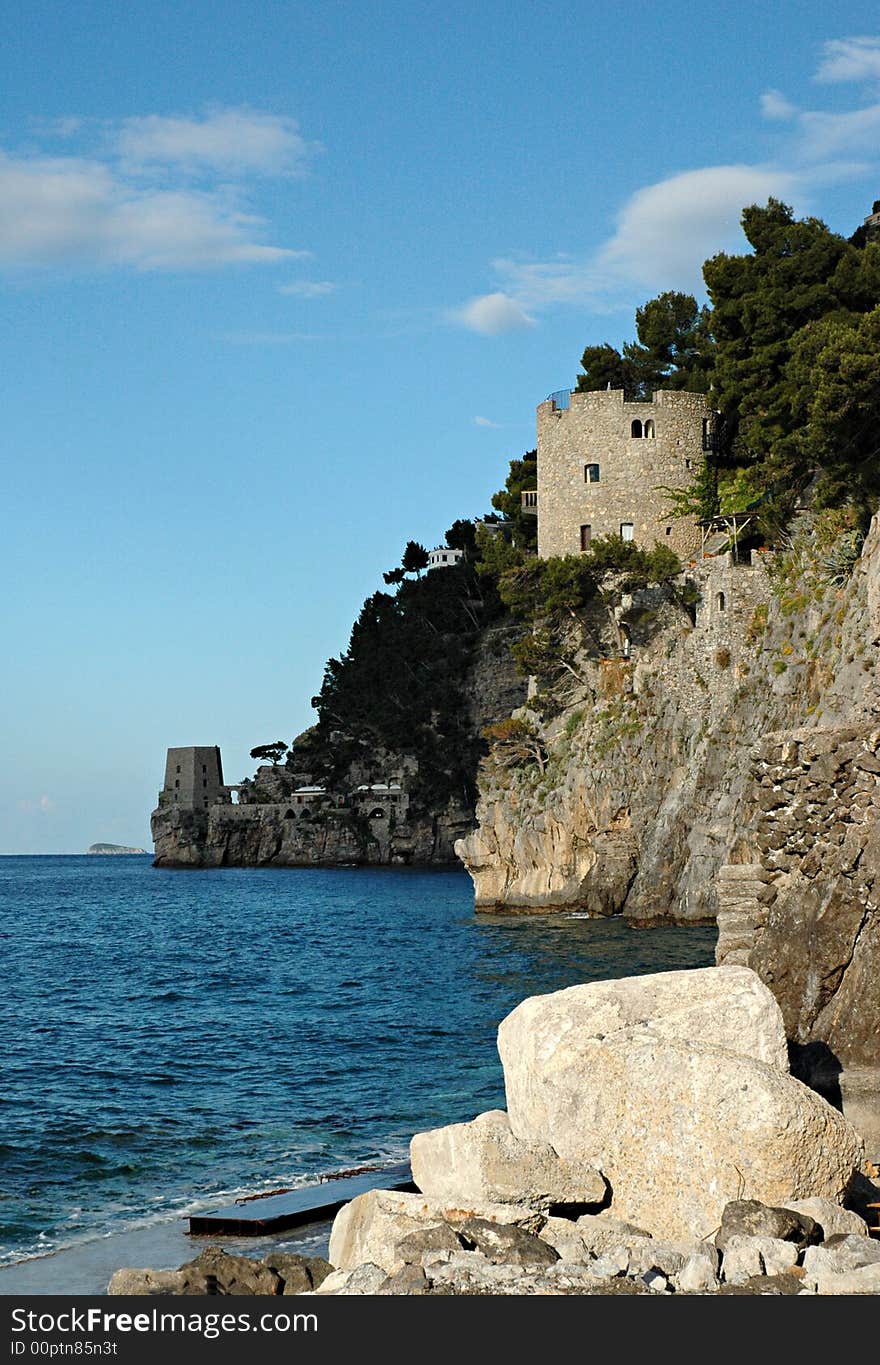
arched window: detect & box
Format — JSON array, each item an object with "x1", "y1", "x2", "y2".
[
  {"x1": 631, "y1": 419, "x2": 643, "y2": 438},
  {"x1": 284, "y1": 809, "x2": 296, "y2": 820},
  {"x1": 584, "y1": 463, "x2": 600, "y2": 483},
  {"x1": 644, "y1": 419, "x2": 655, "y2": 438},
  {"x1": 717, "y1": 592, "x2": 726, "y2": 611},
  {"x1": 369, "y1": 808, "x2": 386, "y2": 820}
]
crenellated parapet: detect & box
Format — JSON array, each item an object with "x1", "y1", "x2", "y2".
[{"x1": 535, "y1": 387, "x2": 715, "y2": 562}]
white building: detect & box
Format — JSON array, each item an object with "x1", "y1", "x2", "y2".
[{"x1": 427, "y1": 546, "x2": 464, "y2": 571}]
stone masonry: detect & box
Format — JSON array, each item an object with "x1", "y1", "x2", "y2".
[
  {"x1": 158, "y1": 746, "x2": 230, "y2": 812},
  {"x1": 715, "y1": 725, "x2": 880, "y2": 1148},
  {"x1": 535, "y1": 388, "x2": 713, "y2": 562}
]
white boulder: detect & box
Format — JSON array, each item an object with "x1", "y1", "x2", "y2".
[
  {"x1": 328, "y1": 1188, "x2": 543, "y2": 1274},
  {"x1": 498, "y1": 968, "x2": 863, "y2": 1242},
  {"x1": 410, "y1": 1109, "x2": 605, "y2": 1207}
]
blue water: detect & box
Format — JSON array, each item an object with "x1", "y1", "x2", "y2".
[{"x1": 0, "y1": 856, "x2": 716, "y2": 1266}]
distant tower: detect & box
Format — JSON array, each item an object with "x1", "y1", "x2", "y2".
[{"x1": 159, "y1": 747, "x2": 230, "y2": 811}]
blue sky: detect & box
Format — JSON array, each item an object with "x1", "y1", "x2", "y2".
[{"x1": 3, "y1": 1, "x2": 880, "y2": 853}]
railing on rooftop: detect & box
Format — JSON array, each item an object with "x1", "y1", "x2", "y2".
[{"x1": 546, "y1": 388, "x2": 571, "y2": 410}]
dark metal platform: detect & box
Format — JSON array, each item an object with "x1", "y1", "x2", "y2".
[{"x1": 188, "y1": 1163, "x2": 416, "y2": 1236}]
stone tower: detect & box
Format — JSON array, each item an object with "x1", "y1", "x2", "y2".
[
  {"x1": 532, "y1": 388, "x2": 713, "y2": 562},
  {"x1": 158, "y1": 746, "x2": 230, "y2": 811}
]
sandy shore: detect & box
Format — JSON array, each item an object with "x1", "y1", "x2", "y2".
[{"x1": 0, "y1": 1217, "x2": 333, "y2": 1296}]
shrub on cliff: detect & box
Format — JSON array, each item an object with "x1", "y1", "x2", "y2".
[{"x1": 494, "y1": 536, "x2": 682, "y2": 698}]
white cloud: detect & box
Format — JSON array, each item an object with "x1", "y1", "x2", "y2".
[
  {"x1": 471, "y1": 163, "x2": 799, "y2": 317},
  {"x1": 449, "y1": 40, "x2": 880, "y2": 331},
  {"x1": 116, "y1": 108, "x2": 314, "y2": 176},
  {"x1": 279, "y1": 279, "x2": 336, "y2": 297},
  {"x1": 597, "y1": 164, "x2": 799, "y2": 291},
  {"x1": 474, "y1": 415, "x2": 502, "y2": 428},
  {"x1": 0, "y1": 106, "x2": 317, "y2": 274},
  {"x1": 761, "y1": 89, "x2": 799, "y2": 120},
  {"x1": 450, "y1": 291, "x2": 535, "y2": 335},
  {"x1": 0, "y1": 152, "x2": 297, "y2": 270},
  {"x1": 798, "y1": 103, "x2": 880, "y2": 159},
  {"x1": 815, "y1": 36, "x2": 880, "y2": 85}
]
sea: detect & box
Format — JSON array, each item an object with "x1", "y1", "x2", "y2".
[{"x1": 0, "y1": 855, "x2": 716, "y2": 1286}]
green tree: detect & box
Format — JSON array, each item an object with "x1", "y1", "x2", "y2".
[
  {"x1": 576, "y1": 343, "x2": 634, "y2": 394},
  {"x1": 626, "y1": 291, "x2": 713, "y2": 393},
  {"x1": 250, "y1": 741, "x2": 288, "y2": 766},
  {"x1": 489, "y1": 449, "x2": 538, "y2": 551},
  {"x1": 703, "y1": 199, "x2": 880, "y2": 507},
  {"x1": 401, "y1": 540, "x2": 430, "y2": 576},
  {"x1": 576, "y1": 292, "x2": 712, "y2": 398},
  {"x1": 794, "y1": 304, "x2": 880, "y2": 512},
  {"x1": 445, "y1": 519, "x2": 478, "y2": 556}
]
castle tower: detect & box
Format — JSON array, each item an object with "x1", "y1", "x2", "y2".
[
  {"x1": 159, "y1": 746, "x2": 230, "y2": 811},
  {"x1": 531, "y1": 388, "x2": 713, "y2": 562}
]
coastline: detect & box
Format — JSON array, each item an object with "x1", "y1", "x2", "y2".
[{"x1": 0, "y1": 1214, "x2": 333, "y2": 1297}]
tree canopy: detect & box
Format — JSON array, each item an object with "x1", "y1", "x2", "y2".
[
  {"x1": 250, "y1": 741, "x2": 288, "y2": 766},
  {"x1": 704, "y1": 198, "x2": 880, "y2": 509},
  {"x1": 488, "y1": 449, "x2": 538, "y2": 551},
  {"x1": 576, "y1": 291, "x2": 712, "y2": 399},
  {"x1": 309, "y1": 551, "x2": 503, "y2": 806}
]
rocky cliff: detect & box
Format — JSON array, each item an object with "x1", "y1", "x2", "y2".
[
  {"x1": 457, "y1": 512, "x2": 880, "y2": 1142},
  {"x1": 458, "y1": 514, "x2": 878, "y2": 920}
]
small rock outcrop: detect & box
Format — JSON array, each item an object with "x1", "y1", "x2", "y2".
[
  {"x1": 410, "y1": 1109, "x2": 606, "y2": 1209},
  {"x1": 107, "y1": 1247, "x2": 332, "y2": 1296}
]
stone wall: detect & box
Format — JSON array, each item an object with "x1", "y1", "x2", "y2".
[
  {"x1": 715, "y1": 726, "x2": 880, "y2": 1147},
  {"x1": 536, "y1": 389, "x2": 710, "y2": 562}
]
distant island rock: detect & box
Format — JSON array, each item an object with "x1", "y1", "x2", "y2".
[{"x1": 86, "y1": 843, "x2": 146, "y2": 855}]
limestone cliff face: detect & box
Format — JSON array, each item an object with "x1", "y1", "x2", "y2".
[
  {"x1": 151, "y1": 800, "x2": 475, "y2": 869},
  {"x1": 458, "y1": 514, "x2": 880, "y2": 923}
]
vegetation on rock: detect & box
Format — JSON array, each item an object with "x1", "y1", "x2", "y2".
[{"x1": 299, "y1": 533, "x2": 507, "y2": 809}]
